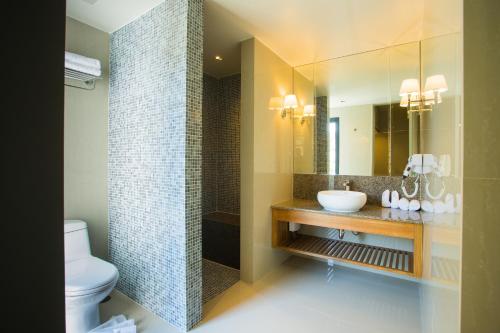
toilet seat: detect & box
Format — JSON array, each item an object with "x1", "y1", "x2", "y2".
[{"x1": 66, "y1": 256, "x2": 118, "y2": 297}]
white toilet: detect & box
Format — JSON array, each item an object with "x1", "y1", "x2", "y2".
[{"x1": 65, "y1": 220, "x2": 119, "y2": 333}]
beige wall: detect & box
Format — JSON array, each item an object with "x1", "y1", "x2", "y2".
[
  {"x1": 462, "y1": 0, "x2": 500, "y2": 332},
  {"x1": 65, "y1": 17, "x2": 109, "y2": 260},
  {"x1": 241, "y1": 38, "x2": 293, "y2": 282},
  {"x1": 293, "y1": 69, "x2": 316, "y2": 174},
  {"x1": 331, "y1": 105, "x2": 374, "y2": 175}
]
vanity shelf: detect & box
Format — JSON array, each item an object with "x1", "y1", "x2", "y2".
[
  {"x1": 272, "y1": 199, "x2": 423, "y2": 278},
  {"x1": 279, "y1": 234, "x2": 414, "y2": 275}
]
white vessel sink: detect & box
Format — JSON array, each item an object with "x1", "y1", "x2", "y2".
[{"x1": 317, "y1": 190, "x2": 367, "y2": 213}]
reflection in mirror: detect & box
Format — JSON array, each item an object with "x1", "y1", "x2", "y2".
[{"x1": 293, "y1": 41, "x2": 421, "y2": 176}]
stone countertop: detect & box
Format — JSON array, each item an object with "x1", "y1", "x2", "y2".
[{"x1": 271, "y1": 199, "x2": 424, "y2": 224}]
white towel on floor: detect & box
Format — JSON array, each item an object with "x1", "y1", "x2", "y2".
[{"x1": 89, "y1": 315, "x2": 136, "y2": 333}]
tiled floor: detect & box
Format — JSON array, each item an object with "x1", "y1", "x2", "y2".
[
  {"x1": 202, "y1": 259, "x2": 240, "y2": 303},
  {"x1": 100, "y1": 256, "x2": 422, "y2": 333}
]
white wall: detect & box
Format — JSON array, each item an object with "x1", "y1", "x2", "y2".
[
  {"x1": 330, "y1": 105, "x2": 374, "y2": 176},
  {"x1": 241, "y1": 38, "x2": 293, "y2": 282},
  {"x1": 64, "y1": 17, "x2": 109, "y2": 260}
]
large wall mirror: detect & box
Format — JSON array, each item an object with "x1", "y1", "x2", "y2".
[{"x1": 293, "y1": 41, "x2": 422, "y2": 176}]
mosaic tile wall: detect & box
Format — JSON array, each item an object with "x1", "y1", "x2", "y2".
[
  {"x1": 108, "y1": 0, "x2": 203, "y2": 330},
  {"x1": 202, "y1": 73, "x2": 241, "y2": 215},
  {"x1": 315, "y1": 96, "x2": 328, "y2": 174},
  {"x1": 293, "y1": 174, "x2": 407, "y2": 205},
  {"x1": 202, "y1": 74, "x2": 220, "y2": 215}
]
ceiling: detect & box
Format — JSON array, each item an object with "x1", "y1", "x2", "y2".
[
  {"x1": 66, "y1": 0, "x2": 163, "y2": 33},
  {"x1": 67, "y1": 0, "x2": 460, "y2": 78}
]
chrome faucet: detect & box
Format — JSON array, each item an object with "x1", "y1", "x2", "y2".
[{"x1": 342, "y1": 180, "x2": 350, "y2": 191}]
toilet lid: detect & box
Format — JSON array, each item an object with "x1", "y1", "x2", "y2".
[{"x1": 65, "y1": 256, "x2": 118, "y2": 296}]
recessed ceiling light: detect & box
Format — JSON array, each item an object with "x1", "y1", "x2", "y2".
[{"x1": 215, "y1": 55, "x2": 223, "y2": 61}]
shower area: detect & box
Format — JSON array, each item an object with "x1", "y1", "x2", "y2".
[{"x1": 201, "y1": 73, "x2": 241, "y2": 303}]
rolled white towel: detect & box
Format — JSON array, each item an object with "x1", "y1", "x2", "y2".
[
  {"x1": 433, "y1": 200, "x2": 446, "y2": 214},
  {"x1": 409, "y1": 199, "x2": 421, "y2": 211},
  {"x1": 381, "y1": 189, "x2": 391, "y2": 208},
  {"x1": 391, "y1": 191, "x2": 400, "y2": 209},
  {"x1": 398, "y1": 197, "x2": 410, "y2": 211},
  {"x1": 421, "y1": 200, "x2": 434, "y2": 213},
  {"x1": 65, "y1": 51, "x2": 102, "y2": 77},
  {"x1": 445, "y1": 193, "x2": 455, "y2": 213},
  {"x1": 65, "y1": 51, "x2": 101, "y2": 69},
  {"x1": 65, "y1": 60, "x2": 102, "y2": 77},
  {"x1": 289, "y1": 222, "x2": 301, "y2": 232}
]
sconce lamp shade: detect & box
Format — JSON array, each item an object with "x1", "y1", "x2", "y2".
[
  {"x1": 303, "y1": 104, "x2": 315, "y2": 116},
  {"x1": 268, "y1": 96, "x2": 284, "y2": 110},
  {"x1": 283, "y1": 94, "x2": 298, "y2": 109},
  {"x1": 399, "y1": 79, "x2": 420, "y2": 96},
  {"x1": 424, "y1": 74, "x2": 448, "y2": 93}
]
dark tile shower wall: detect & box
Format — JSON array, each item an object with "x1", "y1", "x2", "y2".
[
  {"x1": 202, "y1": 73, "x2": 241, "y2": 215},
  {"x1": 202, "y1": 74, "x2": 219, "y2": 214},
  {"x1": 217, "y1": 74, "x2": 241, "y2": 215},
  {"x1": 315, "y1": 96, "x2": 328, "y2": 174}
]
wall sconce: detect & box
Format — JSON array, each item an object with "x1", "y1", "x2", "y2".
[
  {"x1": 399, "y1": 75, "x2": 447, "y2": 114},
  {"x1": 300, "y1": 104, "x2": 315, "y2": 125},
  {"x1": 269, "y1": 95, "x2": 298, "y2": 118},
  {"x1": 282, "y1": 94, "x2": 298, "y2": 118}
]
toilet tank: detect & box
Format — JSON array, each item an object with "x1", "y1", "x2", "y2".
[{"x1": 64, "y1": 220, "x2": 91, "y2": 262}]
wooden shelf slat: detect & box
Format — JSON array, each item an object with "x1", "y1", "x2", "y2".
[{"x1": 279, "y1": 235, "x2": 414, "y2": 275}]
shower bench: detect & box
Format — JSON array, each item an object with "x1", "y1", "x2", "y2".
[{"x1": 271, "y1": 199, "x2": 423, "y2": 278}]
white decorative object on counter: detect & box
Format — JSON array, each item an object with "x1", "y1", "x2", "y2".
[
  {"x1": 445, "y1": 193, "x2": 455, "y2": 213},
  {"x1": 421, "y1": 200, "x2": 434, "y2": 213},
  {"x1": 433, "y1": 200, "x2": 446, "y2": 214},
  {"x1": 390, "y1": 191, "x2": 400, "y2": 209},
  {"x1": 381, "y1": 190, "x2": 391, "y2": 208},
  {"x1": 409, "y1": 199, "x2": 421, "y2": 211},
  {"x1": 398, "y1": 198, "x2": 410, "y2": 211}
]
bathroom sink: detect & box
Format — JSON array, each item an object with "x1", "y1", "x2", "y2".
[{"x1": 317, "y1": 190, "x2": 367, "y2": 212}]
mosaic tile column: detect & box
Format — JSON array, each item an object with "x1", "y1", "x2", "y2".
[
  {"x1": 108, "y1": 0, "x2": 203, "y2": 330},
  {"x1": 315, "y1": 96, "x2": 328, "y2": 174}
]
